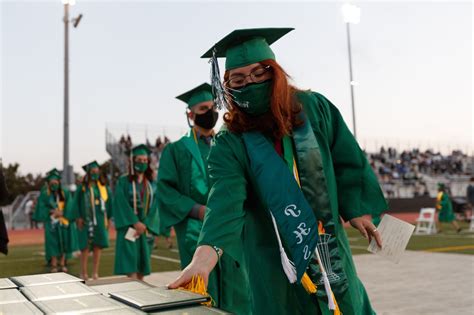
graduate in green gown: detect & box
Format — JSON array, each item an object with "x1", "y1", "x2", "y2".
[
  {"x1": 113, "y1": 144, "x2": 159, "y2": 280},
  {"x1": 157, "y1": 84, "x2": 250, "y2": 312},
  {"x1": 157, "y1": 83, "x2": 217, "y2": 267},
  {"x1": 69, "y1": 161, "x2": 113, "y2": 280},
  {"x1": 170, "y1": 28, "x2": 387, "y2": 315},
  {"x1": 435, "y1": 183, "x2": 461, "y2": 233},
  {"x1": 33, "y1": 168, "x2": 78, "y2": 272}
]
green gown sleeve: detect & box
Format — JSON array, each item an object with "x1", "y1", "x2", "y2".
[
  {"x1": 198, "y1": 132, "x2": 248, "y2": 262},
  {"x1": 143, "y1": 195, "x2": 160, "y2": 236},
  {"x1": 316, "y1": 93, "x2": 387, "y2": 221},
  {"x1": 62, "y1": 189, "x2": 73, "y2": 218},
  {"x1": 33, "y1": 188, "x2": 51, "y2": 222},
  {"x1": 106, "y1": 186, "x2": 113, "y2": 219},
  {"x1": 157, "y1": 144, "x2": 196, "y2": 228},
  {"x1": 113, "y1": 176, "x2": 139, "y2": 229},
  {"x1": 65, "y1": 185, "x2": 82, "y2": 221}
]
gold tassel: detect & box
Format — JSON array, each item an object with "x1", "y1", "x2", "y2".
[
  {"x1": 332, "y1": 292, "x2": 341, "y2": 315},
  {"x1": 178, "y1": 275, "x2": 213, "y2": 306},
  {"x1": 301, "y1": 272, "x2": 317, "y2": 294},
  {"x1": 59, "y1": 217, "x2": 69, "y2": 226}
]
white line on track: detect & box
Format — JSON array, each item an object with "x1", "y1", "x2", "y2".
[{"x1": 150, "y1": 255, "x2": 180, "y2": 263}]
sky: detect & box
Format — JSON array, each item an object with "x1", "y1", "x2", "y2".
[{"x1": 1, "y1": 0, "x2": 472, "y2": 175}]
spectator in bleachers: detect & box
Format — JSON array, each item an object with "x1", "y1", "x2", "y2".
[
  {"x1": 125, "y1": 135, "x2": 132, "y2": 153},
  {"x1": 369, "y1": 147, "x2": 471, "y2": 198},
  {"x1": 155, "y1": 136, "x2": 162, "y2": 151}
]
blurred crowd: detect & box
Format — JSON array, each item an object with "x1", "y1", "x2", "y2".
[
  {"x1": 118, "y1": 134, "x2": 171, "y2": 173},
  {"x1": 369, "y1": 147, "x2": 471, "y2": 198}
]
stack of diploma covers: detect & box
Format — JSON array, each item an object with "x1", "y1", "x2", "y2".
[
  {"x1": 0, "y1": 277, "x2": 42, "y2": 314},
  {"x1": 4, "y1": 272, "x2": 135, "y2": 314},
  {"x1": 1, "y1": 273, "x2": 228, "y2": 314}
]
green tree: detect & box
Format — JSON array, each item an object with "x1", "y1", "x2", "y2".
[{"x1": 0, "y1": 163, "x2": 43, "y2": 206}]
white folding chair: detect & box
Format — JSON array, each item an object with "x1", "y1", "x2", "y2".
[{"x1": 415, "y1": 208, "x2": 437, "y2": 235}]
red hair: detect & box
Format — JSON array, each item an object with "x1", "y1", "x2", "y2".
[{"x1": 223, "y1": 59, "x2": 302, "y2": 139}]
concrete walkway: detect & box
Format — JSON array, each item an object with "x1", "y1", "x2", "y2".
[
  {"x1": 141, "y1": 251, "x2": 474, "y2": 314},
  {"x1": 145, "y1": 270, "x2": 181, "y2": 287},
  {"x1": 354, "y1": 251, "x2": 474, "y2": 314}
]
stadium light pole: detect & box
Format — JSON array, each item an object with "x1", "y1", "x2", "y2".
[
  {"x1": 342, "y1": 2, "x2": 361, "y2": 140},
  {"x1": 61, "y1": 0, "x2": 82, "y2": 187}
]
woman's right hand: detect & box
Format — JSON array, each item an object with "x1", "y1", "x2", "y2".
[{"x1": 168, "y1": 245, "x2": 220, "y2": 289}]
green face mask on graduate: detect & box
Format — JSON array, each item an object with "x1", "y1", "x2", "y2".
[
  {"x1": 134, "y1": 162, "x2": 148, "y2": 173},
  {"x1": 90, "y1": 173, "x2": 100, "y2": 181},
  {"x1": 231, "y1": 80, "x2": 272, "y2": 116},
  {"x1": 50, "y1": 183, "x2": 59, "y2": 191}
]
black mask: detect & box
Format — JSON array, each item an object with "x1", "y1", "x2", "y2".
[{"x1": 194, "y1": 108, "x2": 218, "y2": 130}]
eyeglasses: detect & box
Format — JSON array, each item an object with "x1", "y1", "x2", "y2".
[
  {"x1": 135, "y1": 157, "x2": 149, "y2": 163},
  {"x1": 225, "y1": 65, "x2": 272, "y2": 89}
]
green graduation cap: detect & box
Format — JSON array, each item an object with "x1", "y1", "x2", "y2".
[
  {"x1": 438, "y1": 182, "x2": 445, "y2": 189},
  {"x1": 176, "y1": 83, "x2": 213, "y2": 109},
  {"x1": 131, "y1": 144, "x2": 151, "y2": 156},
  {"x1": 82, "y1": 160, "x2": 100, "y2": 173},
  {"x1": 201, "y1": 27, "x2": 294, "y2": 70},
  {"x1": 46, "y1": 168, "x2": 61, "y2": 181}
]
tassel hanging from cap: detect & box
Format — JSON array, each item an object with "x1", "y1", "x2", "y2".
[{"x1": 209, "y1": 48, "x2": 229, "y2": 111}]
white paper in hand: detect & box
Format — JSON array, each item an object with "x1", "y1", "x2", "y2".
[
  {"x1": 367, "y1": 214, "x2": 415, "y2": 264},
  {"x1": 125, "y1": 227, "x2": 138, "y2": 242}
]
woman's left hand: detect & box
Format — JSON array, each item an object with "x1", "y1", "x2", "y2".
[{"x1": 349, "y1": 216, "x2": 382, "y2": 248}]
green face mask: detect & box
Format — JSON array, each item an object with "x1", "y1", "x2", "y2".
[
  {"x1": 230, "y1": 80, "x2": 272, "y2": 116},
  {"x1": 50, "y1": 183, "x2": 59, "y2": 191},
  {"x1": 134, "y1": 162, "x2": 148, "y2": 173},
  {"x1": 90, "y1": 173, "x2": 100, "y2": 181}
]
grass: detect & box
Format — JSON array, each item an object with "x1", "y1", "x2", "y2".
[
  {"x1": 1, "y1": 223, "x2": 472, "y2": 278},
  {"x1": 0, "y1": 236, "x2": 181, "y2": 278}
]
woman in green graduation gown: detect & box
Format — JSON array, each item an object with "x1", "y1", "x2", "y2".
[
  {"x1": 34, "y1": 168, "x2": 78, "y2": 272},
  {"x1": 113, "y1": 144, "x2": 159, "y2": 280},
  {"x1": 436, "y1": 183, "x2": 461, "y2": 233},
  {"x1": 170, "y1": 28, "x2": 387, "y2": 315},
  {"x1": 69, "y1": 161, "x2": 113, "y2": 280},
  {"x1": 157, "y1": 84, "x2": 249, "y2": 312}
]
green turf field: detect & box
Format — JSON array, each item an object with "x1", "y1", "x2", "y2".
[
  {"x1": 0, "y1": 236, "x2": 181, "y2": 278},
  {"x1": 1, "y1": 223, "x2": 472, "y2": 278}
]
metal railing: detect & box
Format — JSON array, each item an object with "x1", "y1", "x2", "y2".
[{"x1": 10, "y1": 191, "x2": 40, "y2": 230}]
